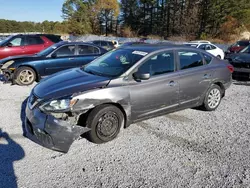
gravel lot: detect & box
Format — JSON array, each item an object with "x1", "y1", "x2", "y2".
[{"x1": 0, "y1": 79, "x2": 250, "y2": 188}]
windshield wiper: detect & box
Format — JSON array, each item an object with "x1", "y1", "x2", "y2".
[{"x1": 84, "y1": 69, "x2": 105, "y2": 77}]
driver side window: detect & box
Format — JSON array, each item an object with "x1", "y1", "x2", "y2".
[
  {"x1": 138, "y1": 51, "x2": 175, "y2": 76},
  {"x1": 53, "y1": 45, "x2": 76, "y2": 57}
]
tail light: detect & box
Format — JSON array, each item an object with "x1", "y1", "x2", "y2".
[{"x1": 227, "y1": 65, "x2": 234, "y2": 73}]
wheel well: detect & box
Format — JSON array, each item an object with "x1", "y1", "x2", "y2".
[
  {"x1": 17, "y1": 65, "x2": 39, "y2": 82},
  {"x1": 77, "y1": 103, "x2": 128, "y2": 128},
  {"x1": 213, "y1": 82, "x2": 225, "y2": 97}
]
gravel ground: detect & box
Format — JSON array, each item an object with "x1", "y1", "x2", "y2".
[{"x1": 0, "y1": 79, "x2": 250, "y2": 188}]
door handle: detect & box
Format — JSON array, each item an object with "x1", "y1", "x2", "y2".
[
  {"x1": 69, "y1": 58, "x2": 75, "y2": 60},
  {"x1": 203, "y1": 74, "x2": 211, "y2": 79},
  {"x1": 168, "y1": 81, "x2": 176, "y2": 87}
]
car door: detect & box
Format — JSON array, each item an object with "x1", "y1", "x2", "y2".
[
  {"x1": 176, "y1": 50, "x2": 213, "y2": 108},
  {"x1": 74, "y1": 44, "x2": 101, "y2": 67},
  {"x1": 129, "y1": 50, "x2": 180, "y2": 120},
  {"x1": 24, "y1": 36, "x2": 46, "y2": 55},
  {"x1": 44, "y1": 45, "x2": 77, "y2": 75},
  {"x1": 0, "y1": 36, "x2": 26, "y2": 58}
]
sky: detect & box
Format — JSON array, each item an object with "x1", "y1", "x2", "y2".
[{"x1": 0, "y1": 0, "x2": 65, "y2": 22}]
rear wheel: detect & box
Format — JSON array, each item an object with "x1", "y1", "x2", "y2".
[
  {"x1": 202, "y1": 84, "x2": 222, "y2": 111},
  {"x1": 217, "y1": 55, "x2": 221, "y2": 59},
  {"x1": 85, "y1": 105, "x2": 124, "y2": 144},
  {"x1": 15, "y1": 67, "x2": 36, "y2": 86}
]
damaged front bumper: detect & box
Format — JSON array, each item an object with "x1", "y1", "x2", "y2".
[
  {"x1": 0, "y1": 69, "x2": 14, "y2": 83},
  {"x1": 25, "y1": 103, "x2": 90, "y2": 153}
]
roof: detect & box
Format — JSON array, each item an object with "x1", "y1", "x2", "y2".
[
  {"x1": 188, "y1": 40, "x2": 211, "y2": 44},
  {"x1": 11, "y1": 33, "x2": 61, "y2": 37},
  {"x1": 120, "y1": 43, "x2": 196, "y2": 53},
  {"x1": 54, "y1": 41, "x2": 105, "y2": 45}
]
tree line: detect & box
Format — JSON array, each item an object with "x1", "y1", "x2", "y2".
[
  {"x1": 1, "y1": 0, "x2": 250, "y2": 41},
  {"x1": 0, "y1": 19, "x2": 67, "y2": 34}
]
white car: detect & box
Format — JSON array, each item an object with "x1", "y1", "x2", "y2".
[{"x1": 184, "y1": 41, "x2": 225, "y2": 59}]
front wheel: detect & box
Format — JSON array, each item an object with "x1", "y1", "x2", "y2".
[
  {"x1": 15, "y1": 67, "x2": 36, "y2": 86},
  {"x1": 85, "y1": 105, "x2": 124, "y2": 144},
  {"x1": 202, "y1": 85, "x2": 222, "y2": 111}
]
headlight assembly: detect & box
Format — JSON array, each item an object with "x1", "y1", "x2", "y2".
[
  {"x1": 39, "y1": 98, "x2": 78, "y2": 112},
  {"x1": 1, "y1": 60, "x2": 15, "y2": 69}
]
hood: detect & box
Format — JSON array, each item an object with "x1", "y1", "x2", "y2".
[
  {"x1": 33, "y1": 68, "x2": 111, "y2": 100},
  {"x1": 0, "y1": 54, "x2": 42, "y2": 65}
]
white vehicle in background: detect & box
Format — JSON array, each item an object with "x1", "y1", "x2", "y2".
[
  {"x1": 184, "y1": 41, "x2": 225, "y2": 59},
  {"x1": 111, "y1": 40, "x2": 120, "y2": 48}
]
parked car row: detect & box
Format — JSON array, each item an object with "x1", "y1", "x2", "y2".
[
  {"x1": 184, "y1": 41, "x2": 225, "y2": 59},
  {"x1": 0, "y1": 41, "x2": 107, "y2": 85},
  {"x1": 225, "y1": 45, "x2": 250, "y2": 80},
  {"x1": 184, "y1": 39, "x2": 250, "y2": 81}
]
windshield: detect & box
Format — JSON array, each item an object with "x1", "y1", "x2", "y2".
[
  {"x1": 240, "y1": 45, "x2": 250, "y2": 53},
  {"x1": 37, "y1": 43, "x2": 60, "y2": 56},
  {"x1": 82, "y1": 49, "x2": 147, "y2": 77},
  {"x1": 0, "y1": 35, "x2": 13, "y2": 46}
]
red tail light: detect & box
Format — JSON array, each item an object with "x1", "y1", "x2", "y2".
[{"x1": 227, "y1": 65, "x2": 234, "y2": 73}]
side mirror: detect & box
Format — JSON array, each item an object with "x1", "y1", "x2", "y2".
[
  {"x1": 6, "y1": 43, "x2": 13, "y2": 47},
  {"x1": 51, "y1": 53, "x2": 57, "y2": 58},
  {"x1": 133, "y1": 72, "x2": 150, "y2": 80}
]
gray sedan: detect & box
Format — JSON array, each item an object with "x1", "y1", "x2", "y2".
[{"x1": 25, "y1": 44, "x2": 233, "y2": 152}]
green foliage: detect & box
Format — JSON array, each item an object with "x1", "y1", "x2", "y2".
[
  {"x1": 62, "y1": 0, "x2": 93, "y2": 35},
  {"x1": 0, "y1": 19, "x2": 67, "y2": 33}
]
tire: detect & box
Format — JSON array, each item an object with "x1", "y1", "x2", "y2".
[
  {"x1": 202, "y1": 84, "x2": 222, "y2": 111},
  {"x1": 14, "y1": 67, "x2": 36, "y2": 86},
  {"x1": 217, "y1": 55, "x2": 221, "y2": 59},
  {"x1": 85, "y1": 104, "x2": 124, "y2": 144}
]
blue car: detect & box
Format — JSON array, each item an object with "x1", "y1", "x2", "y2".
[{"x1": 0, "y1": 41, "x2": 107, "y2": 85}]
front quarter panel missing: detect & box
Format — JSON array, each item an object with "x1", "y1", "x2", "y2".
[{"x1": 72, "y1": 87, "x2": 131, "y2": 127}]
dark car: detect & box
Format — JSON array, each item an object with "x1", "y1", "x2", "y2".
[
  {"x1": 89, "y1": 40, "x2": 116, "y2": 51},
  {"x1": 226, "y1": 40, "x2": 250, "y2": 54},
  {"x1": 0, "y1": 34, "x2": 62, "y2": 60},
  {"x1": 226, "y1": 45, "x2": 250, "y2": 80},
  {"x1": 24, "y1": 44, "x2": 233, "y2": 152},
  {"x1": 119, "y1": 41, "x2": 145, "y2": 47},
  {"x1": 0, "y1": 41, "x2": 107, "y2": 85}
]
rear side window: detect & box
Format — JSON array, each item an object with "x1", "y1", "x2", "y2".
[
  {"x1": 238, "y1": 41, "x2": 249, "y2": 46},
  {"x1": 92, "y1": 41, "x2": 100, "y2": 45},
  {"x1": 138, "y1": 51, "x2": 175, "y2": 76},
  {"x1": 45, "y1": 35, "x2": 62, "y2": 43},
  {"x1": 202, "y1": 53, "x2": 213, "y2": 64},
  {"x1": 78, "y1": 45, "x2": 99, "y2": 55},
  {"x1": 107, "y1": 41, "x2": 114, "y2": 47},
  {"x1": 100, "y1": 41, "x2": 108, "y2": 46},
  {"x1": 178, "y1": 51, "x2": 204, "y2": 70},
  {"x1": 25, "y1": 36, "x2": 44, "y2": 45},
  {"x1": 211, "y1": 45, "x2": 216, "y2": 50},
  {"x1": 198, "y1": 44, "x2": 206, "y2": 50}
]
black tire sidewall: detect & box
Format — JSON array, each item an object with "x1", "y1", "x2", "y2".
[
  {"x1": 86, "y1": 105, "x2": 124, "y2": 144},
  {"x1": 203, "y1": 85, "x2": 222, "y2": 111},
  {"x1": 15, "y1": 67, "x2": 36, "y2": 86}
]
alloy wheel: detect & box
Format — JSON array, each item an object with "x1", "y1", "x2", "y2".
[{"x1": 207, "y1": 88, "x2": 221, "y2": 109}]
